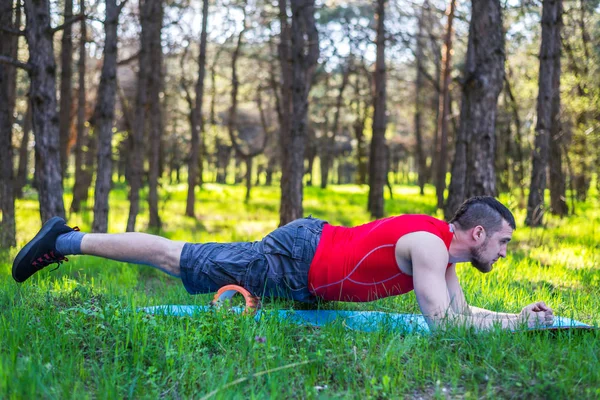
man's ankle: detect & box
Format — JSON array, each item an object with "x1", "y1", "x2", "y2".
[{"x1": 55, "y1": 230, "x2": 86, "y2": 256}]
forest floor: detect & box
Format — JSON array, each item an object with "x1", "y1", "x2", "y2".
[{"x1": 1, "y1": 182, "x2": 600, "y2": 398}]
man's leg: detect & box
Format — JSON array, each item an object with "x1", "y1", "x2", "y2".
[
  {"x1": 80, "y1": 233, "x2": 185, "y2": 277},
  {"x1": 12, "y1": 217, "x2": 186, "y2": 282}
]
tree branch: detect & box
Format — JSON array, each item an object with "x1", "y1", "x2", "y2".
[
  {"x1": 117, "y1": 0, "x2": 129, "y2": 13},
  {"x1": 52, "y1": 14, "x2": 85, "y2": 34},
  {"x1": 0, "y1": 26, "x2": 25, "y2": 36},
  {"x1": 117, "y1": 51, "x2": 139, "y2": 66},
  {"x1": 0, "y1": 55, "x2": 31, "y2": 71}
]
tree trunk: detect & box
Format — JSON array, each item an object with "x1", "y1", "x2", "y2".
[
  {"x1": 59, "y1": 0, "x2": 74, "y2": 178},
  {"x1": 504, "y1": 74, "x2": 525, "y2": 202},
  {"x1": 495, "y1": 99, "x2": 510, "y2": 193},
  {"x1": 352, "y1": 73, "x2": 368, "y2": 186},
  {"x1": 70, "y1": 0, "x2": 89, "y2": 213},
  {"x1": 277, "y1": 0, "x2": 319, "y2": 225},
  {"x1": 147, "y1": 0, "x2": 163, "y2": 230},
  {"x1": 414, "y1": 3, "x2": 427, "y2": 196},
  {"x1": 245, "y1": 156, "x2": 252, "y2": 203},
  {"x1": 24, "y1": 0, "x2": 67, "y2": 222},
  {"x1": 91, "y1": 0, "x2": 122, "y2": 232},
  {"x1": 548, "y1": 27, "x2": 567, "y2": 217},
  {"x1": 444, "y1": 0, "x2": 505, "y2": 220},
  {"x1": 185, "y1": 0, "x2": 208, "y2": 217},
  {"x1": 368, "y1": 0, "x2": 387, "y2": 219},
  {"x1": 15, "y1": 101, "x2": 31, "y2": 198},
  {"x1": 526, "y1": 0, "x2": 562, "y2": 227},
  {"x1": 563, "y1": 0, "x2": 590, "y2": 203},
  {"x1": 321, "y1": 62, "x2": 350, "y2": 189},
  {"x1": 127, "y1": 0, "x2": 154, "y2": 232},
  {"x1": 0, "y1": 0, "x2": 17, "y2": 247},
  {"x1": 463, "y1": 0, "x2": 504, "y2": 199},
  {"x1": 434, "y1": 0, "x2": 456, "y2": 209}
]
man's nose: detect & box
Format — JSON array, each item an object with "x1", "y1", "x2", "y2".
[{"x1": 499, "y1": 246, "x2": 507, "y2": 258}]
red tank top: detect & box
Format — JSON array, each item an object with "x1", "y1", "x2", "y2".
[{"x1": 308, "y1": 214, "x2": 454, "y2": 302}]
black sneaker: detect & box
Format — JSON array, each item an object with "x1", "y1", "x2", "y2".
[{"x1": 12, "y1": 217, "x2": 78, "y2": 283}]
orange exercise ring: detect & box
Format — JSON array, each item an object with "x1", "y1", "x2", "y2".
[{"x1": 211, "y1": 285, "x2": 261, "y2": 313}]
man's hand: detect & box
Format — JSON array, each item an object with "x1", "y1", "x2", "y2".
[{"x1": 520, "y1": 301, "x2": 554, "y2": 328}]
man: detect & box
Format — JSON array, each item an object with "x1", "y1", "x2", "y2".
[{"x1": 12, "y1": 196, "x2": 553, "y2": 330}]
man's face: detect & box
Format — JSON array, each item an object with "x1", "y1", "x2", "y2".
[{"x1": 470, "y1": 220, "x2": 513, "y2": 273}]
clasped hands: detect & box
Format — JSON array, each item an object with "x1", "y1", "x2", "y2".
[{"x1": 520, "y1": 301, "x2": 554, "y2": 328}]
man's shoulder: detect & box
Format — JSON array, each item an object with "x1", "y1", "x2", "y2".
[{"x1": 396, "y1": 231, "x2": 449, "y2": 263}]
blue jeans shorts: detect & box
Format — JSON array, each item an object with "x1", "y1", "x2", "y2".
[{"x1": 179, "y1": 216, "x2": 327, "y2": 303}]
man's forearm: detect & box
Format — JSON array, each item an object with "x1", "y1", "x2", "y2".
[
  {"x1": 429, "y1": 311, "x2": 525, "y2": 331},
  {"x1": 468, "y1": 305, "x2": 520, "y2": 320}
]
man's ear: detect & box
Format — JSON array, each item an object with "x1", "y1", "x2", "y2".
[{"x1": 472, "y1": 226, "x2": 486, "y2": 242}]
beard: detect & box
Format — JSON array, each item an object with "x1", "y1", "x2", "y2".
[{"x1": 470, "y1": 239, "x2": 493, "y2": 273}]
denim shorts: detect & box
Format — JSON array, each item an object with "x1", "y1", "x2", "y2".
[{"x1": 179, "y1": 216, "x2": 326, "y2": 303}]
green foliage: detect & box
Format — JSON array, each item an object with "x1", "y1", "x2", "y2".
[{"x1": 1, "y1": 184, "x2": 600, "y2": 398}]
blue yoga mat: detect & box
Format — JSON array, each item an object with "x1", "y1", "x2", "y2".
[{"x1": 140, "y1": 305, "x2": 593, "y2": 334}]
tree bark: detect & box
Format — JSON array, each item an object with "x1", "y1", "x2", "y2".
[
  {"x1": 15, "y1": 101, "x2": 31, "y2": 198},
  {"x1": 414, "y1": 3, "x2": 427, "y2": 196},
  {"x1": 352, "y1": 71, "x2": 368, "y2": 186},
  {"x1": 368, "y1": 0, "x2": 387, "y2": 219},
  {"x1": 548, "y1": 21, "x2": 567, "y2": 217},
  {"x1": 13, "y1": 0, "x2": 28, "y2": 200},
  {"x1": 24, "y1": 0, "x2": 67, "y2": 222},
  {"x1": 526, "y1": 0, "x2": 562, "y2": 227},
  {"x1": 185, "y1": 0, "x2": 208, "y2": 217},
  {"x1": 278, "y1": 0, "x2": 319, "y2": 226},
  {"x1": 434, "y1": 0, "x2": 456, "y2": 209},
  {"x1": 320, "y1": 62, "x2": 349, "y2": 189},
  {"x1": 127, "y1": 0, "x2": 154, "y2": 232},
  {"x1": 91, "y1": 0, "x2": 122, "y2": 232},
  {"x1": 444, "y1": 0, "x2": 505, "y2": 220},
  {"x1": 0, "y1": 0, "x2": 17, "y2": 247},
  {"x1": 70, "y1": 0, "x2": 89, "y2": 213},
  {"x1": 503, "y1": 74, "x2": 525, "y2": 201},
  {"x1": 562, "y1": 0, "x2": 590, "y2": 203},
  {"x1": 59, "y1": 0, "x2": 74, "y2": 178},
  {"x1": 146, "y1": 0, "x2": 163, "y2": 229}
]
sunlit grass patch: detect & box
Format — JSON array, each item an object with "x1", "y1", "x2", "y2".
[{"x1": 2, "y1": 182, "x2": 600, "y2": 397}]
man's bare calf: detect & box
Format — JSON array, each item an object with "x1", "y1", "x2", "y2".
[{"x1": 81, "y1": 233, "x2": 186, "y2": 277}]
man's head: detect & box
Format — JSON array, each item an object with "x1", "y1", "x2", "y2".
[{"x1": 450, "y1": 196, "x2": 516, "y2": 273}]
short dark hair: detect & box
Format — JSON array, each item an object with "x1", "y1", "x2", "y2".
[{"x1": 449, "y1": 196, "x2": 516, "y2": 234}]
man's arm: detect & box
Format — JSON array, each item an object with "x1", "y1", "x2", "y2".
[
  {"x1": 445, "y1": 264, "x2": 518, "y2": 318},
  {"x1": 444, "y1": 262, "x2": 554, "y2": 327},
  {"x1": 406, "y1": 233, "x2": 551, "y2": 330}
]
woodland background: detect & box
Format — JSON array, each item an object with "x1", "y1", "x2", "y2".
[{"x1": 0, "y1": 0, "x2": 599, "y2": 242}]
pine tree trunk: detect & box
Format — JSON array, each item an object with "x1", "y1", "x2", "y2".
[
  {"x1": 368, "y1": 0, "x2": 387, "y2": 219},
  {"x1": 245, "y1": 156, "x2": 252, "y2": 203},
  {"x1": 504, "y1": 74, "x2": 526, "y2": 201},
  {"x1": 352, "y1": 74, "x2": 368, "y2": 186},
  {"x1": 127, "y1": 0, "x2": 153, "y2": 232},
  {"x1": 278, "y1": 0, "x2": 319, "y2": 225},
  {"x1": 70, "y1": 0, "x2": 89, "y2": 213},
  {"x1": 548, "y1": 26, "x2": 567, "y2": 217},
  {"x1": 445, "y1": 0, "x2": 505, "y2": 219},
  {"x1": 526, "y1": 0, "x2": 562, "y2": 227},
  {"x1": 91, "y1": 0, "x2": 121, "y2": 232},
  {"x1": 0, "y1": 0, "x2": 17, "y2": 247},
  {"x1": 414, "y1": 3, "x2": 427, "y2": 196},
  {"x1": 24, "y1": 0, "x2": 66, "y2": 222},
  {"x1": 435, "y1": 0, "x2": 456, "y2": 209},
  {"x1": 321, "y1": 63, "x2": 349, "y2": 190},
  {"x1": 59, "y1": 0, "x2": 74, "y2": 178},
  {"x1": 463, "y1": 0, "x2": 504, "y2": 199},
  {"x1": 15, "y1": 101, "x2": 31, "y2": 199},
  {"x1": 147, "y1": 0, "x2": 163, "y2": 230},
  {"x1": 185, "y1": 0, "x2": 208, "y2": 217}
]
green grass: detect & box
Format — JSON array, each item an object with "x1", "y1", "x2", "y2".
[{"x1": 2, "y1": 183, "x2": 600, "y2": 398}]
